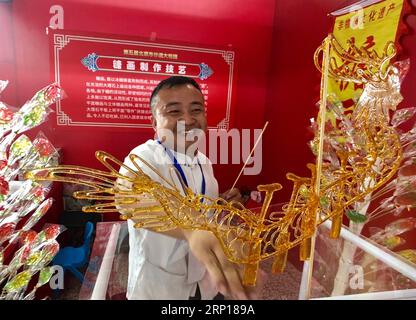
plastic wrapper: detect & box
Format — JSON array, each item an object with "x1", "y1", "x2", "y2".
[
  {"x1": 12, "y1": 83, "x2": 64, "y2": 134},
  {"x1": 21, "y1": 132, "x2": 59, "y2": 170},
  {"x1": 0, "y1": 181, "x2": 51, "y2": 220},
  {"x1": 0, "y1": 81, "x2": 64, "y2": 299},
  {"x1": 31, "y1": 224, "x2": 66, "y2": 251},
  {"x1": 0, "y1": 102, "x2": 14, "y2": 125},
  {"x1": 21, "y1": 198, "x2": 54, "y2": 232},
  {"x1": 8, "y1": 135, "x2": 33, "y2": 167},
  {"x1": 0, "y1": 80, "x2": 8, "y2": 95},
  {"x1": 0, "y1": 83, "x2": 64, "y2": 156}
]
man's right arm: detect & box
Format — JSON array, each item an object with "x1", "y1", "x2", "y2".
[{"x1": 116, "y1": 154, "x2": 260, "y2": 300}]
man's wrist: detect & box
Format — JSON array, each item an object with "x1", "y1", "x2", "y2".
[{"x1": 181, "y1": 228, "x2": 194, "y2": 241}]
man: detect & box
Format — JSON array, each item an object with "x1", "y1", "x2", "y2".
[{"x1": 119, "y1": 76, "x2": 256, "y2": 300}]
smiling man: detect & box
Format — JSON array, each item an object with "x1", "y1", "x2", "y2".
[
  {"x1": 150, "y1": 76, "x2": 207, "y2": 155},
  {"x1": 119, "y1": 76, "x2": 254, "y2": 300}
]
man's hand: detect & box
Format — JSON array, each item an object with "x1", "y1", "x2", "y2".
[
  {"x1": 220, "y1": 188, "x2": 244, "y2": 204},
  {"x1": 183, "y1": 228, "x2": 264, "y2": 300}
]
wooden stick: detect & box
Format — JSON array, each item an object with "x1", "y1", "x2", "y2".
[{"x1": 229, "y1": 121, "x2": 269, "y2": 192}]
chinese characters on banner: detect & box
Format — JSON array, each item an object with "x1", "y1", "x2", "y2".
[
  {"x1": 50, "y1": 30, "x2": 235, "y2": 129},
  {"x1": 328, "y1": 0, "x2": 407, "y2": 102}
]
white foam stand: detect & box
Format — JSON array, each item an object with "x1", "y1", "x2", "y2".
[{"x1": 90, "y1": 223, "x2": 121, "y2": 300}]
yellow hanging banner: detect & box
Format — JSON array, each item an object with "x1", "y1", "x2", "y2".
[{"x1": 329, "y1": 0, "x2": 406, "y2": 102}]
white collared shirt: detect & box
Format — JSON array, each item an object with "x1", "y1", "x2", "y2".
[{"x1": 120, "y1": 139, "x2": 219, "y2": 300}]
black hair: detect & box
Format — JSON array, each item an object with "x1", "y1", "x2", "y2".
[{"x1": 149, "y1": 76, "x2": 202, "y2": 114}]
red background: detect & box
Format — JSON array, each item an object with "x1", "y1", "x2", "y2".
[{"x1": 1, "y1": 0, "x2": 416, "y2": 267}]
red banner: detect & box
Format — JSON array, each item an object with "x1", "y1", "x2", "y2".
[{"x1": 50, "y1": 30, "x2": 235, "y2": 129}]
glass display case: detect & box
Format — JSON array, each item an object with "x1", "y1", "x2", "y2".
[{"x1": 299, "y1": 221, "x2": 416, "y2": 300}]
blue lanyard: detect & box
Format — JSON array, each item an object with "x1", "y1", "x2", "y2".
[{"x1": 157, "y1": 141, "x2": 206, "y2": 200}]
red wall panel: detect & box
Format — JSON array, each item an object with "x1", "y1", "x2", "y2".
[
  {"x1": 263, "y1": 0, "x2": 416, "y2": 266},
  {"x1": 6, "y1": 0, "x2": 275, "y2": 197}
]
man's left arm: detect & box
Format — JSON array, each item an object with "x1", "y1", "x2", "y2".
[{"x1": 220, "y1": 187, "x2": 244, "y2": 204}]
